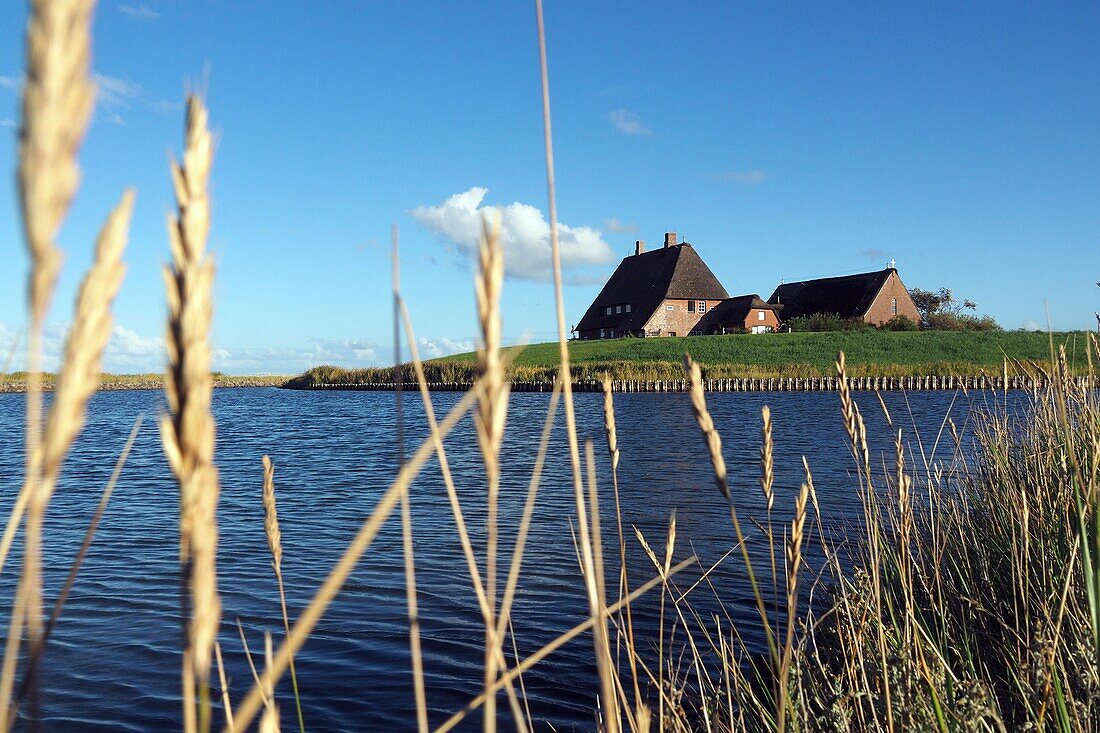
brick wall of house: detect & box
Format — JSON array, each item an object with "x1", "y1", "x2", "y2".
[
  {"x1": 643, "y1": 298, "x2": 717, "y2": 336},
  {"x1": 863, "y1": 272, "x2": 921, "y2": 325},
  {"x1": 742, "y1": 308, "x2": 783, "y2": 331}
]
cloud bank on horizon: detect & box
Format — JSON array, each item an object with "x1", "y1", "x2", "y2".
[
  {"x1": 0, "y1": 321, "x2": 476, "y2": 375},
  {"x1": 411, "y1": 187, "x2": 615, "y2": 282}
]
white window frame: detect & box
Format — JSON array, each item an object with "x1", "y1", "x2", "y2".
[
  {"x1": 616, "y1": 305, "x2": 623, "y2": 314},
  {"x1": 697, "y1": 300, "x2": 706, "y2": 313},
  {"x1": 891, "y1": 298, "x2": 898, "y2": 315},
  {"x1": 599, "y1": 328, "x2": 606, "y2": 338},
  {"x1": 666, "y1": 304, "x2": 674, "y2": 311},
  {"x1": 758, "y1": 310, "x2": 766, "y2": 321},
  {"x1": 625, "y1": 304, "x2": 631, "y2": 313}
]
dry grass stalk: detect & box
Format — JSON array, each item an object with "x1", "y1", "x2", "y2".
[
  {"x1": 435, "y1": 556, "x2": 697, "y2": 733},
  {"x1": 225, "y1": 388, "x2": 482, "y2": 733},
  {"x1": 160, "y1": 94, "x2": 219, "y2": 733},
  {"x1": 582, "y1": 441, "x2": 620, "y2": 733},
  {"x1": 3, "y1": 3, "x2": 98, "y2": 722},
  {"x1": 682, "y1": 353, "x2": 781, "y2": 720},
  {"x1": 398, "y1": 301, "x2": 529, "y2": 732},
  {"x1": 473, "y1": 216, "x2": 508, "y2": 732},
  {"x1": 760, "y1": 406, "x2": 774, "y2": 510},
  {"x1": 777, "y1": 478, "x2": 809, "y2": 732},
  {"x1": 533, "y1": 4, "x2": 599, "y2": 726},
  {"x1": 214, "y1": 642, "x2": 233, "y2": 730},
  {"x1": 18, "y1": 0, "x2": 97, "y2": 476},
  {"x1": 10, "y1": 190, "x2": 135, "y2": 729},
  {"x1": 260, "y1": 633, "x2": 280, "y2": 733},
  {"x1": 261, "y1": 456, "x2": 305, "y2": 733},
  {"x1": 601, "y1": 375, "x2": 643, "y2": 714}
]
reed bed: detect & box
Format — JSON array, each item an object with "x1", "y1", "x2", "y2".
[{"x1": 3, "y1": 3, "x2": 1100, "y2": 733}]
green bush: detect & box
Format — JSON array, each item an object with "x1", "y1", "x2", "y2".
[
  {"x1": 880, "y1": 315, "x2": 919, "y2": 331},
  {"x1": 785, "y1": 313, "x2": 844, "y2": 331}
]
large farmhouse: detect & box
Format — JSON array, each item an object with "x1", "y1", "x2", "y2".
[
  {"x1": 575, "y1": 232, "x2": 921, "y2": 338},
  {"x1": 575, "y1": 233, "x2": 729, "y2": 339},
  {"x1": 767, "y1": 268, "x2": 920, "y2": 326}
]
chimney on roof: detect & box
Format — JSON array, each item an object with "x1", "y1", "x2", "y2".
[
  {"x1": 664, "y1": 232, "x2": 677, "y2": 248},
  {"x1": 635, "y1": 240, "x2": 646, "y2": 255}
]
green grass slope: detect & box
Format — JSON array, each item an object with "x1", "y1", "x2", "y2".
[
  {"x1": 286, "y1": 331, "x2": 1092, "y2": 387},
  {"x1": 441, "y1": 330, "x2": 1087, "y2": 372}
]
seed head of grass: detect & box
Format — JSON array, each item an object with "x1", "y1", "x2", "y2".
[{"x1": 683, "y1": 353, "x2": 728, "y2": 499}]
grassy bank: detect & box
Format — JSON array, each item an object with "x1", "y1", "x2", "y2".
[
  {"x1": 288, "y1": 330, "x2": 1090, "y2": 386},
  {"x1": 0, "y1": 372, "x2": 287, "y2": 393}
]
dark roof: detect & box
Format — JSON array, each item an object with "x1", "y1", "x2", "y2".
[
  {"x1": 576, "y1": 244, "x2": 729, "y2": 332},
  {"x1": 767, "y1": 268, "x2": 896, "y2": 320},
  {"x1": 697, "y1": 294, "x2": 777, "y2": 331}
]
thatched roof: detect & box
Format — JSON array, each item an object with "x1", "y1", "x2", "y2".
[
  {"x1": 767, "y1": 268, "x2": 896, "y2": 320},
  {"x1": 576, "y1": 243, "x2": 728, "y2": 333}
]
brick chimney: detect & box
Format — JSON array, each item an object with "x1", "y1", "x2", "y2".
[
  {"x1": 664, "y1": 232, "x2": 677, "y2": 248},
  {"x1": 635, "y1": 240, "x2": 646, "y2": 255}
]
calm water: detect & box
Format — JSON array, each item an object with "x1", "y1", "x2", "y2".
[{"x1": 0, "y1": 387, "x2": 1009, "y2": 731}]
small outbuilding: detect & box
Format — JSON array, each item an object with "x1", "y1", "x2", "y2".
[{"x1": 697, "y1": 295, "x2": 782, "y2": 334}]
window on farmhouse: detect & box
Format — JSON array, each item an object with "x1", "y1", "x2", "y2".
[
  {"x1": 666, "y1": 304, "x2": 674, "y2": 311},
  {"x1": 758, "y1": 311, "x2": 766, "y2": 321},
  {"x1": 698, "y1": 300, "x2": 706, "y2": 313},
  {"x1": 891, "y1": 298, "x2": 898, "y2": 315},
  {"x1": 625, "y1": 304, "x2": 631, "y2": 313},
  {"x1": 600, "y1": 328, "x2": 606, "y2": 338},
  {"x1": 687, "y1": 301, "x2": 695, "y2": 313},
  {"x1": 616, "y1": 305, "x2": 623, "y2": 314}
]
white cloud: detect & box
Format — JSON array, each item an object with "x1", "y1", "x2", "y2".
[
  {"x1": 703, "y1": 170, "x2": 769, "y2": 185},
  {"x1": 0, "y1": 322, "x2": 163, "y2": 373},
  {"x1": 1020, "y1": 319, "x2": 1043, "y2": 332},
  {"x1": 609, "y1": 108, "x2": 651, "y2": 136},
  {"x1": 93, "y1": 73, "x2": 143, "y2": 109},
  {"x1": 0, "y1": 75, "x2": 23, "y2": 93},
  {"x1": 211, "y1": 338, "x2": 382, "y2": 375},
  {"x1": 603, "y1": 217, "x2": 638, "y2": 235},
  {"x1": 0, "y1": 119, "x2": 15, "y2": 128},
  {"x1": 416, "y1": 337, "x2": 474, "y2": 360},
  {"x1": 118, "y1": 3, "x2": 160, "y2": 20},
  {"x1": 0, "y1": 321, "x2": 386, "y2": 376},
  {"x1": 411, "y1": 187, "x2": 614, "y2": 282}
]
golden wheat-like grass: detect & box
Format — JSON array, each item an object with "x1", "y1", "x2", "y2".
[
  {"x1": 760, "y1": 405, "x2": 774, "y2": 510},
  {"x1": 159, "y1": 94, "x2": 220, "y2": 733},
  {"x1": 4, "y1": 2, "x2": 132, "y2": 720},
  {"x1": 473, "y1": 216, "x2": 509, "y2": 732},
  {"x1": 21, "y1": 190, "x2": 134, "y2": 669},
  {"x1": 261, "y1": 456, "x2": 305, "y2": 733},
  {"x1": 19, "y1": 0, "x2": 96, "y2": 328}
]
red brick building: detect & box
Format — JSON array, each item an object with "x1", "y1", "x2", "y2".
[
  {"x1": 767, "y1": 267, "x2": 920, "y2": 326},
  {"x1": 697, "y1": 295, "x2": 782, "y2": 334},
  {"x1": 574, "y1": 233, "x2": 729, "y2": 339}
]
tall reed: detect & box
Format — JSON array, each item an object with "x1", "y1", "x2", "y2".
[{"x1": 160, "y1": 94, "x2": 220, "y2": 733}]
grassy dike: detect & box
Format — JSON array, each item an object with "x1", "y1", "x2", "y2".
[{"x1": 288, "y1": 330, "x2": 1092, "y2": 386}]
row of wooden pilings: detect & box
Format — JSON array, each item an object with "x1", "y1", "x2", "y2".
[{"x1": 297, "y1": 375, "x2": 1095, "y2": 393}]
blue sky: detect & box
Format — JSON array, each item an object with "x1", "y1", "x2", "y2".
[{"x1": 0, "y1": 1, "x2": 1097, "y2": 374}]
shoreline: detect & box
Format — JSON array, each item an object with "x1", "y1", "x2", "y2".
[
  {"x1": 0, "y1": 376, "x2": 286, "y2": 394},
  {"x1": 285, "y1": 374, "x2": 1096, "y2": 393}
]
